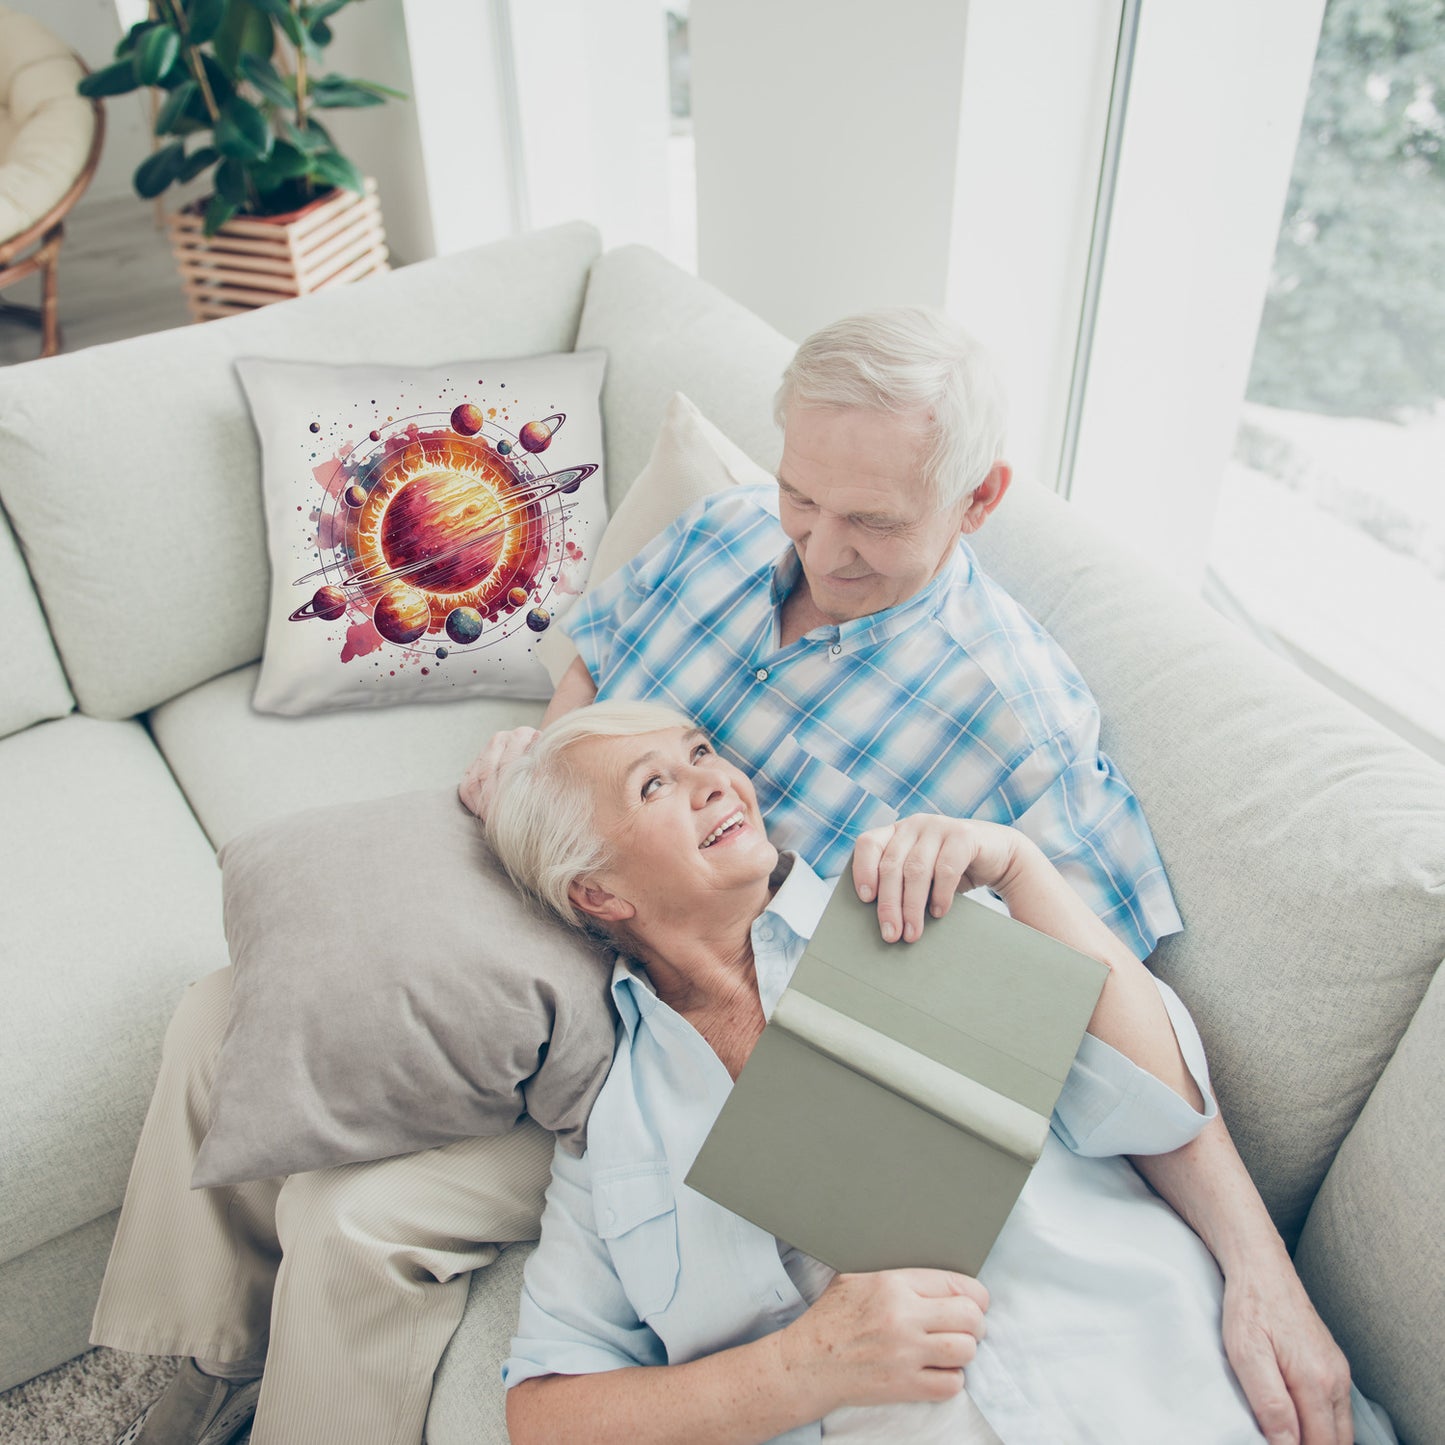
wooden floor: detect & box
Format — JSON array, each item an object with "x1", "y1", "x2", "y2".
[{"x1": 0, "y1": 194, "x2": 193, "y2": 367}]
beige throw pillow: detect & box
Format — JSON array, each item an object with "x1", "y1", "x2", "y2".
[{"x1": 534, "y1": 391, "x2": 774, "y2": 684}]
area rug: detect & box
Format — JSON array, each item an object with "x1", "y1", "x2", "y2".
[{"x1": 0, "y1": 1349, "x2": 246, "y2": 1445}]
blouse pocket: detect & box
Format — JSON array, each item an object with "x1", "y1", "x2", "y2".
[{"x1": 593, "y1": 1162, "x2": 681, "y2": 1321}]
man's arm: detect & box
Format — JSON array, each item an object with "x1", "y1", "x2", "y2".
[
  {"x1": 1131, "y1": 1120, "x2": 1353, "y2": 1445},
  {"x1": 544, "y1": 653, "x2": 599, "y2": 724}
]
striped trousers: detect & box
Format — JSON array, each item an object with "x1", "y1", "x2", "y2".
[{"x1": 91, "y1": 968, "x2": 554, "y2": 1445}]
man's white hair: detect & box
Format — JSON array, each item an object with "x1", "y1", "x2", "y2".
[
  {"x1": 486, "y1": 700, "x2": 696, "y2": 931},
  {"x1": 774, "y1": 307, "x2": 1008, "y2": 510}
]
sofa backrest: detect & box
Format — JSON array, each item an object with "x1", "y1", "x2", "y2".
[
  {"x1": 970, "y1": 478, "x2": 1445, "y2": 1245},
  {"x1": 0, "y1": 500, "x2": 72, "y2": 738},
  {"x1": 0, "y1": 222, "x2": 602, "y2": 721}
]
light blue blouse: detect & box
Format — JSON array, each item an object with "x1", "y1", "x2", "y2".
[{"x1": 504, "y1": 858, "x2": 1270, "y2": 1443}]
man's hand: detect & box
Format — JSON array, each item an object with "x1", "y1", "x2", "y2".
[
  {"x1": 458, "y1": 726, "x2": 539, "y2": 822},
  {"x1": 1221, "y1": 1262, "x2": 1353, "y2": 1445}
]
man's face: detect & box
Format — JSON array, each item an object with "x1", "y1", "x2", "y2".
[{"x1": 776, "y1": 405, "x2": 972, "y2": 623}]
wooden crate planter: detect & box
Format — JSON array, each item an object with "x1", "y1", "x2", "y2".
[{"x1": 166, "y1": 179, "x2": 389, "y2": 322}]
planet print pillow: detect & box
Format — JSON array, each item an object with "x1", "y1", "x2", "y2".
[{"x1": 238, "y1": 351, "x2": 608, "y2": 715}]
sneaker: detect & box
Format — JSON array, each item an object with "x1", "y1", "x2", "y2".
[{"x1": 113, "y1": 1358, "x2": 262, "y2": 1445}]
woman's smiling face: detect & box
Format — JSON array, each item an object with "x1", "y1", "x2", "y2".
[{"x1": 565, "y1": 726, "x2": 778, "y2": 927}]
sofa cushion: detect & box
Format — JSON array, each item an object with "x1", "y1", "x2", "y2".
[
  {"x1": 576, "y1": 245, "x2": 795, "y2": 508},
  {"x1": 148, "y1": 663, "x2": 543, "y2": 849},
  {"x1": 1294, "y1": 958, "x2": 1445, "y2": 1445},
  {"x1": 0, "y1": 715, "x2": 227, "y2": 1267},
  {"x1": 968, "y1": 478, "x2": 1445, "y2": 1244},
  {"x1": 0, "y1": 222, "x2": 602, "y2": 722},
  {"x1": 0, "y1": 501, "x2": 72, "y2": 738}
]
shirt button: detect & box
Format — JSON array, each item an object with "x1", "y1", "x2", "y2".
[
  {"x1": 830, "y1": 644, "x2": 842, "y2": 655},
  {"x1": 755, "y1": 668, "x2": 769, "y2": 681}
]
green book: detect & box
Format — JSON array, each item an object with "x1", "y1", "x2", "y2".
[{"x1": 684, "y1": 885, "x2": 1109, "y2": 1276}]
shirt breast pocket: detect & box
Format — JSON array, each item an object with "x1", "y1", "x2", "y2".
[
  {"x1": 593, "y1": 1163, "x2": 681, "y2": 1322},
  {"x1": 758, "y1": 731, "x2": 898, "y2": 865}
]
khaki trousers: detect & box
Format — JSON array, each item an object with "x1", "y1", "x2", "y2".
[{"x1": 91, "y1": 968, "x2": 555, "y2": 1445}]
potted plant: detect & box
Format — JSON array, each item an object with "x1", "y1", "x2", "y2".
[{"x1": 79, "y1": 0, "x2": 404, "y2": 319}]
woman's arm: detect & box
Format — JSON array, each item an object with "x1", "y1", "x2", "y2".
[
  {"x1": 851, "y1": 815, "x2": 1202, "y2": 1108},
  {"x1": 509, "y1": 1269, "x2": 987, "y2": 1445}
]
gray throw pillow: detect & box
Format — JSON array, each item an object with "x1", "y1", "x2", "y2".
[{"x1": 192, "y1": 788, "x2": 617, "y2": 1188}]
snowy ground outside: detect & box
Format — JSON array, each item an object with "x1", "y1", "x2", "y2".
[{"x1": 1210, "y1": 402, "x2": 1445, "y2": 756}]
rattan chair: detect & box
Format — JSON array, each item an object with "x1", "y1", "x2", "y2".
[{"x1": 0, "y1": 7, "x2": 104, "y2": 359}]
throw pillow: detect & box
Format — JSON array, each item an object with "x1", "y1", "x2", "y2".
[
  {"x1": 535, "y1": 391, "x2": 774, "y2": 684},
  {"x1": 192, "y1": 788, "x2": 618, "y2": 1188},
  {"x1": 238, "y1": 351, "x2": 608, "y2": 715}
]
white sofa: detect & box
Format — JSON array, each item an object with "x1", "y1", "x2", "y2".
[{"x1": 1, "y1": 222, "x2": 1441, "y2": 1444}]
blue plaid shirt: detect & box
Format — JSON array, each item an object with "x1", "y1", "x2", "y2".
[{"x1": 567, "y1": 485, "x2": 1181, "y2": 959}]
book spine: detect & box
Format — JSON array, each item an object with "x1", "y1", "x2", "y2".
[{"x1": 771, "y1": 990, "x2": 1050, "y2": 1165}]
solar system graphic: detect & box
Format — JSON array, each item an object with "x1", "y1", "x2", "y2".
[{"x1": 287, "y1": 381, "x2": 599, "y2": 685}]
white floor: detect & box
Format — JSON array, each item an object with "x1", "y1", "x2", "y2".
[{"x1": 0, "y1": 193, "x2": 192, "y2": 367}]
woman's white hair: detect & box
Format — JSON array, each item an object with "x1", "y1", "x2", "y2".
[
  {"x1": 486, "y1": 699, "x2": 696, "y2": 932},
  {"x1": 774, "y1": 307, "x2": 1007, "y2": 510}
]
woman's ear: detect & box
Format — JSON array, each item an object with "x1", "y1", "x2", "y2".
[{"x1": 568, "y1": 878, "x2": 636, "y2": 924}]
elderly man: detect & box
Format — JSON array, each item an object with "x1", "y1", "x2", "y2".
[{"x1": 95, "y1": 310, "x2": 1350, "y2": 1445}]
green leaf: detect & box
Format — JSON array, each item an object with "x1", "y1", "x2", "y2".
[
  {"x1": 133, "y1": 142, "x2": 185, "y2": 198},
  {"x1": 215, "y1": 156, "x2": 249, "y2": 204},
  {"x1": 213, "y1": 0, "x2": 275, "y2": 75},
  {"x1": 239, "y1": 52, "x2": 295, "y2": 107},
  {"x1": 302, "y1": 0, "x2": 352, "y2": 23},
  {"x1": 154, "y1": 79, "x2": 198, "y2": 135},
  {"x1": 186, "y1": 0, "x2": 227, "y2": 47},
  {"x1": 115, "y1": 20, "x2": 156, "y2": 59},
  {"x1": 309, "y1": 148, "x2": 363, "y2": 194},
  {"x1": 178, "y1": 145, "x2": 220, "y2": 182},
  {"x1": 264, "y1": 139, "x2": 312, "y2": 178},
  {"x1": 280, "y1": 115, "x2": 331, "y2": 153},
  {"x1": 134, "y1": 25, "x2": 181, "y2": 86},
  {"x1": 203, "y1": 192, "x2": 238, "y2": 235},
  {"x1": 215, "y1": 95, "x2": 274, "y2": 160},
  {"x1": 309, "y1": 75, "x2": 383, "y2": 108},
  {"x1": 200, "y1": 52, "x2": 236, "y2": 106},
  {"x1": 308, "y1": 18, "x2": 332, "y2": 47},
  {"x1": 349, "y1": 78, "x2": 408, "y2": 101},
  {"x1": 79, "y1": 60, "x2": 142, "y2": 98},
  {"x1": 247, "y1": 0, "x2": 306, "y2": 45}
]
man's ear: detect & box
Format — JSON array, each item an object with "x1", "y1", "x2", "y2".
[
  {"x1": 567, "y1": 878, "x2": 636, "y2": 924},
  {"x1": 959, "y1": 462, "x2": 1012, "y2": 536}
]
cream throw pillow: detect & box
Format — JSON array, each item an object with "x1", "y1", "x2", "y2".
[{"x1": 534, "y1": 392, "x2": 774, "y2": 684}]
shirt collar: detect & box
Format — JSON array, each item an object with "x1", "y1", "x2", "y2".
[
  {"x1": 609, "y1": 851, "x2": 835, "y2": 1037},
  {"x1": 767, "y1": 541, "x2": 973, "y2": 651}
]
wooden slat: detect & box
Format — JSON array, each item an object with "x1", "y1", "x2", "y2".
[
  {"x1": 295, "y1": 217, "x2": 386, "y2": 286},
  {"x1": 178, "y1": 264, "x2": 300, "y2": 296},
  {"x1": 173, "y1": 248, "x2": 299, "y2": 278},
  {"x1": 300, "y1": 232, "x2": 388, "y2": 293}
]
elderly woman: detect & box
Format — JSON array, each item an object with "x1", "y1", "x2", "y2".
[{"x1": 485, "y1": 700, "x2": 1314, "y2": 1445}]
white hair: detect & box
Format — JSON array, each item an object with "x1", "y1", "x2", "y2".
[
  {"x1": 486, "y1": 700, "x2": 696, "y2": 932},
  {"x1": 774, "y1": 307, "x2": 1008, "y2": 510}
]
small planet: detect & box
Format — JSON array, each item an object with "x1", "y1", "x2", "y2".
[
  {"x1": 445, "y1": 606, "x2": 484, "y2": 644},
  {"x1": 312, "y1": 585, "x2": 348, "y2": 620},
  {"x1": 519, "y1": 412, "x2": 565, "y2": 454},
  {"x1": 435, "y1": 646, "x2": 449, "y2": 659},
  {"x1": 369, "y1": 429, "x2": 381, "y2": 442},
  {"x1": 309, "y1": 421, "x2": 321, "y2": 434},
  {"x1": 451, "y1": 403, "x2": 484, "y2": 436},
  {"x1": 526, "y1": 607, "x2": 551, "y2": 632},
  {"x1": 507, "y1": 586, "x2": 530, "y2": 608},
  {"x1": 495, "y1": 439, "x2": 513, "y2": 455},
  {"x1": 343, "y1": 482, "x2": 367, "y2": 508},
  {"x1": 373, "y1": 584, "x2": 430, "y2": 644}
]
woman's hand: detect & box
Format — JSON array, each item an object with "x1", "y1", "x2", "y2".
[
  {"x1": 779, "y1": 1269, "x2": 989, "y2": 1411},
  {"x1": 458, "y1": 726, "x2": 540, "y2": 821},
  {"x1": 852, "y1": 815, "x2": 1029, "y2": 942}
]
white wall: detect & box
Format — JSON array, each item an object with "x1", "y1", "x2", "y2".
[{"x1": 690, "y1": 0, "x2": 972, "y2": 342}]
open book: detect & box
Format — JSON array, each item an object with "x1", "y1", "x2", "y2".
[{"x1": 684, "y1": 883, "x2": 1109, "y2": 1275}]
